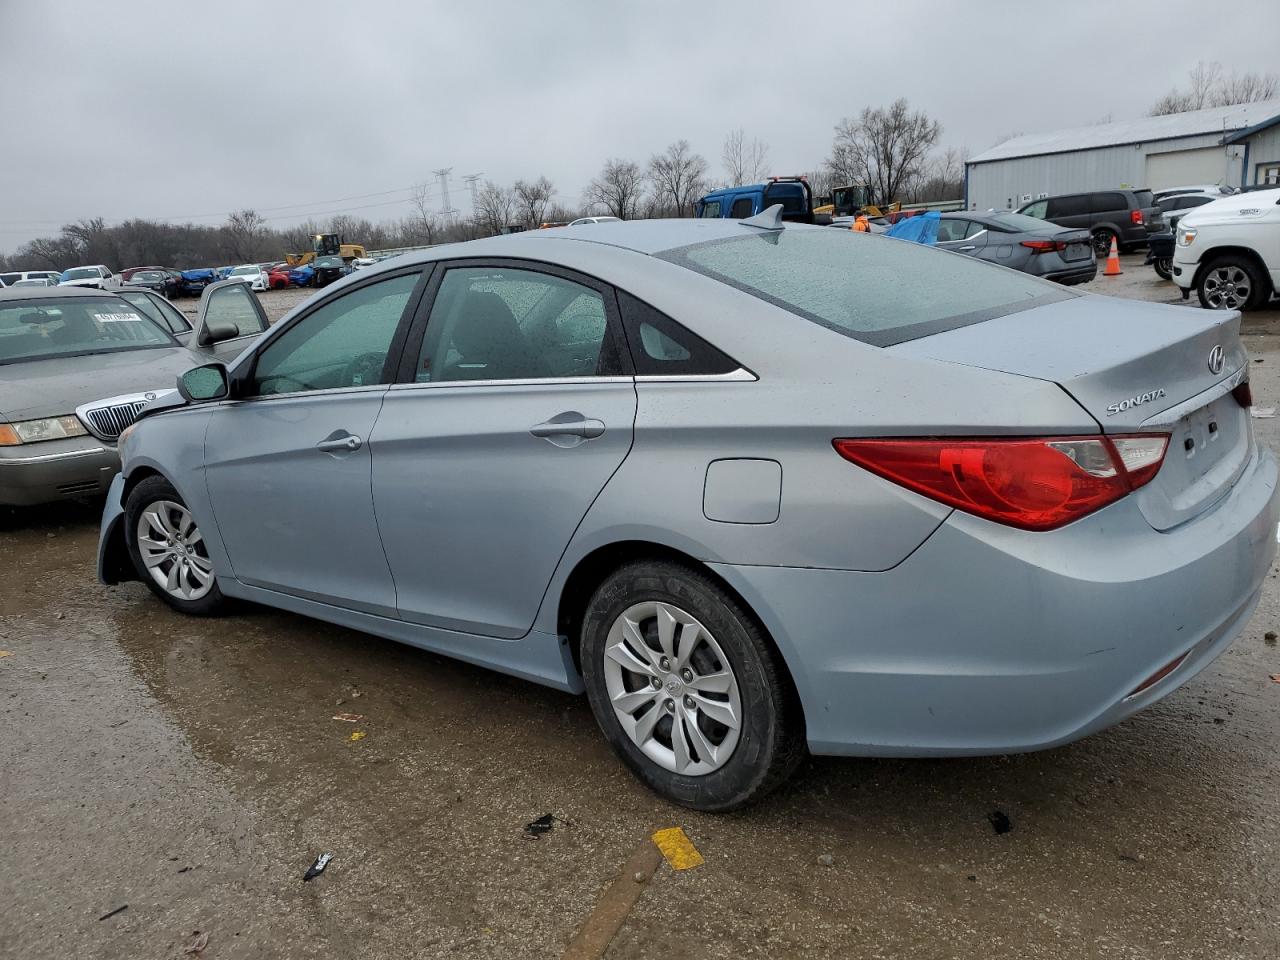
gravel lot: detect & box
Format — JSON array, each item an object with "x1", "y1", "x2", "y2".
[{"x1": 3, "y1": 257, "x2": 1280, "y2": 959}]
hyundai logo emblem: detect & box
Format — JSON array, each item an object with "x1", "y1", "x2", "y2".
[{"x1": 1207, "y1": 345, "x2": 1225, "y2": 375}]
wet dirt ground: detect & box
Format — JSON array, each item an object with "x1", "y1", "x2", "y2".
[{"x1": 4, "y1": 263, "x2": 1280, "y2": 959}]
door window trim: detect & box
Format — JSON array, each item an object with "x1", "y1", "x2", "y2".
[
  {"x1": 394, "y1": 257, "x2": 633, "y2": 387},
  {"x1": 228, "y1": 265, "x2": 433, "y2": 402}
]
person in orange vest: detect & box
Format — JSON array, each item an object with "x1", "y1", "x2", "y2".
[{"x1": 851, "y1": 215, "x2": 871, "y2": 232}]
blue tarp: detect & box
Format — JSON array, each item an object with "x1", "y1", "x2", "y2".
[{"x1": 884, "y1": 210, "x2": 941, "y2": 244}]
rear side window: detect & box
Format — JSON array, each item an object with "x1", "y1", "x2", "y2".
[
  {"x1": 1047, "y1": 195, "x2": 1088, "y2": 217},
  {"x1": 659, "y1": 229, "x2": 1069, "y2": 347},
  {"x1": 1091, "y1": 192, "x2": 1127, "y2": 213},
  {"x1": 617, "y1": 291, "x2": 740, "y2": 376},
  {"x1": 0, "y1": 273, "x2": 19, "y2": 285},
  {"x1": 1020, "y1": 200, "x2": 1047, "y2": 219},
  {"x1": 729, "y1": 197, "x2": 754, "y2": 218},
  {"x1": 1133, "y1": 190, "x2": 1153, "y2": 208}
]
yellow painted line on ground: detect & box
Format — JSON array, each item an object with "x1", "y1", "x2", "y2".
[
  {"x1": 651, "y1": 827, "x2": 704, "y2": 871},
  {"x1": 561, "y1": 840, "x2": 663, "y2": 960}
]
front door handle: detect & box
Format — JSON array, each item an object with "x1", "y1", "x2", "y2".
[
  {"x1": 316, "y1": 433, "x2": 362, "y2": 453},
  {"x1": 530, "y1": 415, "x2": 606, "y2": 440}
]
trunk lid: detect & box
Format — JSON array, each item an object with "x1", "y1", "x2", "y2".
[
  {"x1": 1051, "y1": 228, "x2": 1093, "y2": 262},
  {"x1": 890, "y1": 294, "x2": 1251, "y2": 529}
]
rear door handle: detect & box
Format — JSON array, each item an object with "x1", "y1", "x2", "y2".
[
  {"x1": 957, "y1": 245, "x2": 977, "y2": 251},
  {"x1": 530, "y1": 416, "x2": 605, "y2": 440},
  {"x1": 316, "y1": 433, "x2": 362, "y2": 452}
]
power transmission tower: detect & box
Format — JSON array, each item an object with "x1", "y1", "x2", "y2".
[
  {"x1": 463, "y1": 173, "x2": 483, "y2": 218},
  {"x1": 433, "y1": 167, "x2": 455, "y2": 221}
]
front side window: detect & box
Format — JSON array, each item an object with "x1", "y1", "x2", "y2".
[
  {"x1": 0, "y1": 296, "x2": 173, "y2": 364},
  {"x1": 417, "y1": 266, "x2": 617, "y2": 383},
  {"x1": 251, "y1": 272, "x2": 418, "y2": 396},
  {"x1": 699, "y1": 200, "x2": 722, "y2": 218},
  {"x1": 659, "y1": 228, "x2": 1068, "y2": 347}
]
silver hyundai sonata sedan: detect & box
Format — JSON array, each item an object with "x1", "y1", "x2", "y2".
[{"x1": 98, "y1": 211, "x2": 1278, "y2": 810}]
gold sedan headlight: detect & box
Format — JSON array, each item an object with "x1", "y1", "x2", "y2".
[{"x1": 0, "y1": 416, "x2": 89, "y2": 445}]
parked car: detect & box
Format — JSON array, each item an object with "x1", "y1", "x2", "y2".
[
  {"x1": 127, "y1": 269, "x2": 180, "y2": 298},
  {"x1": 97, "y1": 218, "x2": 1276, "y2": 810},
  {"x1": 1173, "y1": 186, "x2": 1280, "y2": 310},
  {"x1": 1145, "y1": 231, "x2": 1176, "y2": 280},
  {"x1": 1156, "y1": 187, "x2": 1236, "y2": 232},
  {"x1": 568, "y1": 216, "x2": 623, "y2": 226},
  {"x1": 119, "y1": 280, "x2": 267, "y2": 358},
  {"x1": 934, "y1": 211, "x2": 1096, "y2": 285},
  {"x1": 266, "y1": 264, "x2": 292, "y2": 289},
  {"x1": 10, "y1": 278, "x2": 59, "y2": 288},
  {"x1": 312, "y1": 255, "x2": 349, "y2": 288},
  {"x1": 1153, "y1": 184, "x2": 1236, "y2": 203},
  {"x1": 227, "y1": 264, "x2": 268, "y2": 292},
  {"x1": 697, "y1": 177, "x2": 816, "y2": 223},
  {"x1": 288, "y1": 264, "x2": 316, "y2": 287},
  {"x1": 179, "y1": 268, "x2": 218, "y2": 297},
  {"x1": 58, "y1": 265, "x2": 120, "y2": 289},
  {"x1": 120, "y1": 265, "x2": 167, "y2": 283},
  {"x1": 0, "y1": 270, "x2": 62, "y2": 286},
  {"x1": 1017, "y1": 189, "x2": 1164, "y2": 256}
]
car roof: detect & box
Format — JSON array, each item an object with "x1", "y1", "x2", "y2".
[{"x1": 0, "y1": 285, "x2": 125, "y2": 302}]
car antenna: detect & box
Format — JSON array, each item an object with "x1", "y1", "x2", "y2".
[{"x1": 739, "y1": 204, "x2": 785, "y2": 231}]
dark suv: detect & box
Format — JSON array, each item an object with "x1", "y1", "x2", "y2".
[{"x1": 1017, "y1": 189, "x2": 1163, "y2": 256}]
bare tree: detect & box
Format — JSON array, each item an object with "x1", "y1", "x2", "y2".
[
  {"x1": 584, "y1": 158, "x2": 645, "y2": 220},
  {"x1": 647, "y1": 141, "x2": 709, "y2": 217},
  {"x1": 474, "y1": 180, "x2": 517, "y2": 235},
  {"x1": 407, "y1": 182, "x2": 440, "y2": 244},
  {"x1": 905, "y1": 146, "x2": 967, "y2": 203},
  {"x1": 722, "y1": 128, "x2": 770, "y2": 186},
  {"x1": 513, "y1": 176, "x2": 556, "y2": 227},
  {"x1": 825, "y1": 99, "x2": 941, "y2": 207},
  {"x1": 224, "y1": 209, "x2": 267, "y2": 262},
  {"x1": 1150, "y1": 61, "x2": 1278, "y2": 115}
]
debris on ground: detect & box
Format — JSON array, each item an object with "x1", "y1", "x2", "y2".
[
  {"x1": 177, "y1": 866, "x2": 192, "y2": 873},
  {"x1": 302, "y1": 853, "x2": 333, "y2": 882},
  {"x1": 1266, "y1": 631, "x2": 1278, "y2": 644},
  {"x1": 1251, "y1": 407, "x2": 1276, "y2": 419},
  {"x1": 331, "y1": 713, "x2": 363, "y2": 723},
  {"x1": 966, "y1": 874, "x2": 977, "y2": 881},
  {"x1": 632, "y1": 872, "x2": 647, "y2": 883},
  {"x1": 348, "y1": 731, "x2": 366, "y2": 742},
  {"x1": 0, "y1": 651, "x2": 11, "y2": 658},
  {"x1": 97, "y1": 905, "x2": 128, "y2": 921},
  {"x1": 524, "y1": 813, "x2": 569, "y2": 840},
  {"x1": 184, "y1": 931, "x2": 209, "y2": 954},
  {"x1": 988, "y1": 811, "x2": 1012, "y2": 835},
  {"x1": 817, "y1": 854, "x2": 835, "y2": 867},
  {"x1": 1269, "y1": 674, "x2": 1280, "y2": 684},
  {"x1": 652, "y1": 827, "x2": 704, "y2": 870}
]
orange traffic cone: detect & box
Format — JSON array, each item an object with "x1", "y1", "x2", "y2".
[{"x1": 1103, "y1": 236, "x2": 1122, "y2": 276}]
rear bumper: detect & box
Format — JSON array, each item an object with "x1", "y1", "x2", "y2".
[
  {"x1": 1042, "y1": 262, "x2": 1098, "y2": 285},
  {"x1": 0, "y1": 437, "x2": 118, "y2": 506},
  {"x1": 712, "y1": 446, "x2": 1279, "y2": 756}
]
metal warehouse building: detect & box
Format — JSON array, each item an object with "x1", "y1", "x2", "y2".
[{"x1": 965, "y1": 99, "x2": 1280, "y2": 211}]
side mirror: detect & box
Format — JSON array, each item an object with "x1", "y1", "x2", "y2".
[
  {"x1": 177, "y1": 363, "x2": 229, "y2": 403},
  {"x1": 204, "y1": 322, "x2": 239, "y2": 344}
]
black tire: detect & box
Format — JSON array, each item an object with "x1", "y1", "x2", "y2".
[
  {"x1": 1091, "y1": 227, "x2": 1117, "y2": 258},
  {"x1": 580, "y1": 560, "x2": 804, "y2": 811},
  {"x1": 1153, "y1": 257, "x2": 1173, "y2": 281},
  {"x1": 124, "y1": 476, "x2": 227, "y2": 616},
  {"x1": 1196, "y1": 254, "x2": 1269, "y2": 311}
]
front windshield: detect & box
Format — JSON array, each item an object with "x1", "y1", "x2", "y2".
[
  {"x1": 134, "y1": 271, "x2": 165, "y2": 281},
  {"x1": 231, "y1": 266, "x2": 259, "y2": 275},
  {"x1": 0, "y1": 296, "x2": 175, "y2": 364},
  {"x1": 60, "y1": 267, "x2": 99, "y2": 281}
]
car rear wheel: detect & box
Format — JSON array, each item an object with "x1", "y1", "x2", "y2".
[
  {"x1": 1197, "y1": 255, "x2": 1267, "y2": 311},
  {"x1": 580, "y1": 560, "x2": 804, "y2": 811},
  {"x1": 125, "y1": 476, "x2": 227, "y2": 616},
  {"x1": 1091, "y1": 227, "x2": 1117, "y2": 258},
  {"x1": 1153, "y1": 257, "x2": 1172, "y2": 281}
]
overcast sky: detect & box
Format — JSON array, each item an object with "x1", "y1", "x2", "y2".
[{"x1": 2, "y1": 0, "x2": 1278, "y2": 252}]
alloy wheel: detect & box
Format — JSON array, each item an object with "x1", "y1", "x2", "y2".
[
  {"x1": 602, "y1": 600, "x2": 742, "y2": 776},
  {"x1": 1202, "y1": 266, "x2": 1252, "y2": 310},
  {"x1": 136, "y1": 500, "x2": 215, "y2": 601}
]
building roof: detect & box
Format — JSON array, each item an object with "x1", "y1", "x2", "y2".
[{"x1": 969, "y1": 99, "x2": 1280, "y2": 165}]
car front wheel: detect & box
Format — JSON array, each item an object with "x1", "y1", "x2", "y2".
[
  {"x1": 124, "y1": 476, "x2": 227, "y2": 616},
  {"x1": 580, "y1": 560, "x2": 804, "y2": 811},
  {"x1": 1197, "y1": 255, "x2": 1268, "y2": 311}
]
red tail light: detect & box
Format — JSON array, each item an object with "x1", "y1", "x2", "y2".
[
  {"x1": 1232, "y1": 379, "x2": 1253, "y2": 408},
  {"x1": 1131, "y1": 209, "x2": 1144, "y2": 225},
  {"x1": 833, "y1": 435, "x2": 1169, "y2": 531},
  {"x1": 1020, "y1": 239, "x2": 1066, "y2": 254}
]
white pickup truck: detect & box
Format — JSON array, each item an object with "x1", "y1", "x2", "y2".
[
  {"x1": 1173, "y1": 187, "x2": 1280, "y2": 311},
  {"x1": 57, "y1": 264, "x2": 121, "y2": 290}
]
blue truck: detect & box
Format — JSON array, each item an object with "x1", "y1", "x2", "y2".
[{"x1": 695, "y1": 176, "x2": 821, "y2": 223}]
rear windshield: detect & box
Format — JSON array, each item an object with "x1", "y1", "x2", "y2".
[
  {"x1": 0, "y1": 296, "x2": 174, "y2": 364},
  {"x1": 989, "y1": 212, "x2": 1065, "y2": 232},
  {"x1": 658, "y1": 228, "x2": 1070, "y2": 346}
]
